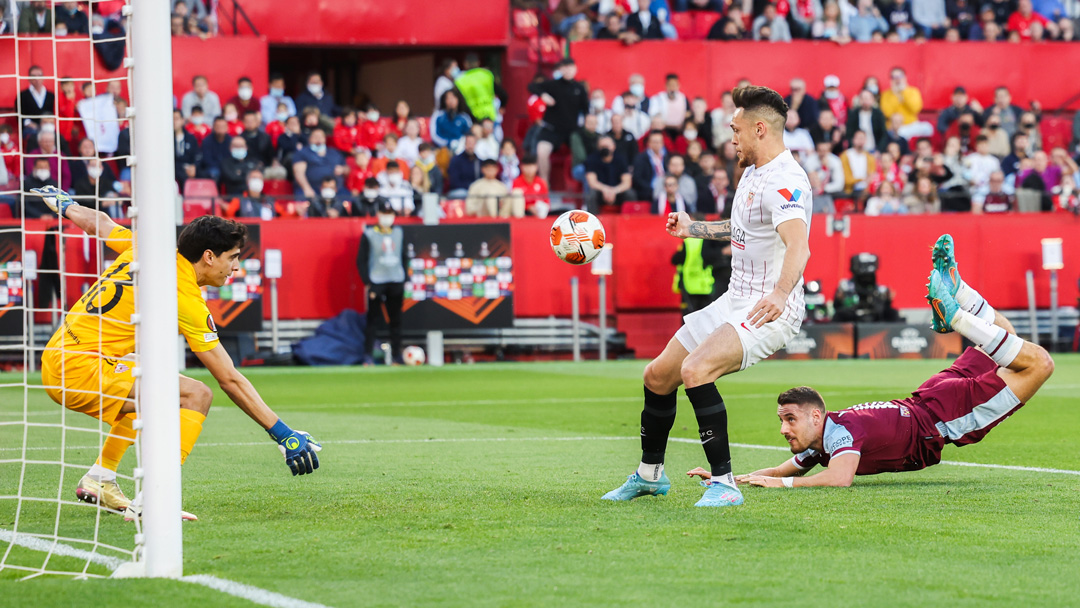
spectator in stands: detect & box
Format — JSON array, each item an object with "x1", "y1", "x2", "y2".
[
  {"x1": 18, "y1": 1, "x2": 51, "y2": 33},
  {"x1": 56, "y1": 2, "x2": 88, "y2": 35},
  {"x1": 667, "y1": 153, "x2": 698, "y2": 205},
  {"x1": 810, "y1": 108, "x2": 844, "y2": 154},
  {"x1": 708, "y1": 91, "x2": 736, "y2": 151},
  {"x1": 570, "y1": 113, "x2": 601, "y2": 186},
  {"x1": 529, "y1": 58, "x2": 589, "y2": 183},
  {"x1": 455, "y1": 54, "x2": 505, "y2": 123},
  {"x1": 295, "y1": 71, "x2": 338, "y2": 119},
  {"x1": 965, "y1": 134, "x2": 1002, "y2": 207},
  {"x1": 982, "y1": 114, "x2": 1010, "y2": 158},
  {"x1": 913, "y1": 0, "x2": 949, "y2": 36},
  {"x1": 184, "y1": 105, "x2": 210, "y2": 144},
  {"x1": 938, "y1": 86, "x2": 984, "y2": 134},
  {"x1": 18, "y1": 65, "x2": 55, "y2": 129},
  {"x1": 902, "y1": 175, "x2": 941, "y2": 213},
  {"x1": 226, "y1": 77, "x2": 258, "y2": 118},
  {"x1": 596, "y1": 13, "x2": 627, "y2": 40},
  {"x1": 434, "y1": 59, "x2": 459, "y2": 111},
  {"x1": 611, "y1": 74, "x2": 650, "y2": 115},
  {"x1": 275, "y1": 115, "x2": 304, "y2": 168},
  {"x1": 475, "y1": 119, "x2": 501, "y2": 161},
  {"x1": 331, "y1": 107, "x2": 362, "y2": 154},
  {"x1": 655, "y1": 174, "x2": 692, "y2": 215},
  {"x1": 264, "y1": 102, "x2": 289, "y2": 146},
  {"x1": 938, "y1": 136, "x2": 972, "y2": 208},
  {"x1": 869, "y1": 150, "x2": 905, "y2": 194},
  {"x1": 878, "y1": 113, "x2": 910, "y2": 157},
  {"x1": 880, "y1": 68, "x2": 933, "y2": 140},
  {"x1": 56, "y1": 79, "x2": 84, "y2": 144},
  {"x1": 885, "y1": 0, "x2": 917, "y2": 40},
  {"x1": 374, "y1": 133, "x2": 408, "y2": 173},
  {"x1": 313, "y1": 176, "x2": 352, "y2": 219},
  {"x1": 783, "y1": 109, "x2": 815, "y2": 158},
  {"x1": 292, "y1": 128, "x2": 345, "y2": 199},
  {"x1": 197, "y1": 117, "x2": 229, "y2": 182},
  {"x1": 447, "y1": 134, "x2": 482, "y2": 198},
  {"x1": 220, "y1": 136, "x2": 261, "y2": 196},
  {"x1": 650, "y1": 74, "x2": 689, "y2": 140},
  {"x1": 415, "y1": 143, "x2": 443, "y2": 194},
  {"x1": 388, "y1": 100, "x2": 411, "y2": 138},
  {"x1": 498, "y1": 139, "x2": 520, "y2": 189},
  {"x1": 347, "y1": 177, "x2": 386, "y2": 217},
  {"x1": 633, "y1": 130, "x2": 669, "y2": 202},
  {"x1": 949, "y1": 0, "x2": 979, "y2": 35},
  {"x1": 222, "y1": 102, "x2": 244, "y2": 137},
  {"x1": 718, "y1": 141, "x2": 738, "y2": 184},
  {"x1": 378, "y1": 163, "x2": 415, "y2": 216},
  {"x1": 240, "y1": 110, "x2": 273, "y2": 167},
  {"x1": 754, "y1": 3, "x2": 793, "y2": 40},
  {"x1": 181, "y1": 75, "x2": 221, "y2": 121},
  {"x1": 1056, "y1": 17, "x2": 1075, "y2": 40},
  {"x1": 0, "y1": 124, "x2": 19, "y2": 184},
  {"x1": 985, "y1": 86, "x2": 1023, "y2": 137},
  {"x1": 626, "y1": 5, "x2": 666, "y2": 40},
  {"x1": 699, "y1": 163, "x2": 733, "y2": 215},
  {"x1": 433, "y1": 90, "x2": 473, "y2": 153},
  {"x1": 584, "y1": 134, "x2": 635, "y2": 213},
  {"x1": 225, "y1": 168, "x2": 281, "y2": 220},
  {"x1": 608, "y1": 112, "x2": 639, "y2": 165},
  {"x1": 466, "y1": 159, "x2": 519, "y2": 218},
  {"x1": 408, "y1": 165, "x2": 431, "y2": 212},
  {"x1": 1018, "y1": 111, "x2": 1042, "y2": 153},
  {"x1": 23, "y1": 158, "x2": 58, "y2": 217},
  {"x1": 974, "y1": 171, "x2": 1014, "y2": 213},
  {"x1": 260, "y1": 73, "x2": 296, "y2": 126},
  {"x1": 849, "y1": 0, "x2": 889, "y2": 40},
  {"x1": 567, "y1": 16, "x2": 595, "y2": 41},
  {"x1": 864, "y1": 181, "x2": 906, "y2": 215},
  {"x1": 344, "y1": 148, "x2": 375, "y2": 197},
  {"x1": 802, "y1": 140, "x2": 845, "y2": 203},
  {"x1": 170, "y1": 13, "x2": 185, "y2": 36},
  {"x1": 552, "y1": 0, "x2": 597, "y2": 36},
  {"x1": 846, "y1": 90, "x2": 887, "y2": 153},
  {"x1": 513, "y1": 155, "x2": 550, "y2": 218},
  {"x1": 968, "y1": 5, "x2": 1002, "y2": 39},
  {"x1": 172, "y1": 110, "x2": 199, "y2": 190},
  {"x1": 616, "y1": 92, "x2": 651, "y2": 140},
  {"x1": 708, "y1": 6, "x2": 750, "y2": 40},
  {"x1": 397, "y1": 119, "x2": 423, "y2": 166},
  {"x1": 1007, "y1": 0, "x2": 1054, "y2": 38},
  {"x1": 841, "y1": 130, "x2": 876, "y2": 196},
  {"x1": 588, "y1": 89, "x2": 612, "y2": 135},
  {"x1": 817, "y1": 76, "x2": 847, "y2": 127},
  {"x1": 945, "y1": 111, "x2": 981, "y2": 153},
  {"x1": 812, "y1": 1, "x2": 851, "y2": 40}
]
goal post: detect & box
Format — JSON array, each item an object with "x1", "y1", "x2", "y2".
[{"x1": 130, "y1": 0, "x2": 183, "y2": 579}]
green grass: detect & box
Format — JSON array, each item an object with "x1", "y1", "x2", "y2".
[{"x1": 2, "y1": 356, "x2": 1080, "y2": 607}]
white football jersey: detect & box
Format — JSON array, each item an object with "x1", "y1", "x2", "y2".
[{"x1": 728, "y1": 149, "x2": 812, "y2": 326}]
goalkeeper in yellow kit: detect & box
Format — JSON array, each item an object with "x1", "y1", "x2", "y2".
[{"x1": 34, "y1": 186, "x2": 321, "y2": 520}]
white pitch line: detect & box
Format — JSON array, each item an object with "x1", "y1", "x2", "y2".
[
  {"x1": 0, "y1": 528, "x2": 125, "y2": 571},
  {"x1": 179, "y1": 575, "x2": 332, "y2": 608}
]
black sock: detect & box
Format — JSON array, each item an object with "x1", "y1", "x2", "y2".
[
  {"x1": 684, "y1": 383, "x2": 731, "y2": 477},
  {"x1": 640, "y1": 385, "x2": 677, "y2": 465}
]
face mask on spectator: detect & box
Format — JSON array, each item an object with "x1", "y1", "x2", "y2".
[
  {"x1": 276, "y1": 111, "x2": 288, "y2": 122},
  {"x1": 684, "y1": 129, "x2": 698, "y2": 140},
  {"x1": 308, "y1": 83, "x2": 323, "y2": 96},
  {"x1": 91, "y1": 25, "x2": 104, "y2": 35},
  {"x1": 366, "y1": 111, "x2": 379, "y2": 122},
  {"x1": 87, "y1": 166, "x2": 103, "y2": 179},
  {"x1": 387, "y1": 173, "x2": 403, "y2": 187},
  {"x1": 34, "y1": 169, "x2": 50, "y2": 181},
  {"x1": 40, "y1": 123, "x2": 56, "y2": 134},
  {"x1": 591, "y1": 98, "x2": 605, "y2": 111},
  {"x1": 191, "y1": 116, "x2": 204, "y2": 126},
  {"x1": 310, "y1": 143, "x2": 326, "y2": 154},
  {"x1": 55, "y1": 25, "x2": 68, "y2": 36},
  {"x1": 421, "y1": 152, "x2": 434, "y2": 164},
  {"x1": 230, "y1": 148, "x2": 247, "y2": 160},
  {"x1": 824, "y1": 89, "x2": 839, "y2": 99},
  {"x1": 238, "y1": 87, "x2": 253, "y2": 101},
  {"x1": 866, "y1": 84, "x2": 879, "y2": 95},
  {"x1": 363, "y1": 188, "x2": 378, "y2": 199},
  {"x1": 449, "y1": 66, "x2": 461, "y2": 78},
  {"x1": 630, "y1": 83, "x2": 645, "y2": 98},
  {"x1": 553, "y1": 70, "x2": 562, "y2": 80},
  {"x1": 248, "y1": 178, "x2": 264, "y2": 194},
  {"x1": 377, "y1": 213, "x2": 395, "y2": 228},
  {"x1": 320, "y1": 187, "x2": 336, "y2": 199},
  {"x1": 270, "y1": 87, "x2": 284, "y2": 97},
  {"x1": 225, "y1": 112, "x2": 238, "y2": 122},
  {"x1": 0, "y1": 133, "x2": 10, "y2": 145}
]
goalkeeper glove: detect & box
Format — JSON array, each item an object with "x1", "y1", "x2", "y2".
[
  {"x1": 30, "y1": 185, "x2": 79, "y2": 218},
  {"x1": 267, "y1": 419, "x2": 322, "y2": 476}
]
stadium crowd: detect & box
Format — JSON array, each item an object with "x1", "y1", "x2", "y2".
[
  {"x1": 3, "y1": 0, "x2": 1080, "y2": 220},
  {"x1": 0, "y1": 1, "x2": 218, "y2": 38}
]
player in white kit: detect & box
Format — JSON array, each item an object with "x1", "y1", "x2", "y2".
[{"x1": 602, "y1": 86, "x2": 812, "y2": 507}]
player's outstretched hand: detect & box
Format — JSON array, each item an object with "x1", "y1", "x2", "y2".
[
  {"x1": 686, "y1": 467, "x2": 711, "y2": 481},
  {"x1": 276, "y1": 430, "x2": 322, "y2": 476},
  {"x1": 747, "y1": 289, "x2": 786, "y2": 328},
  {"x1": 30, "y1": 185, "x2": 79, "y2": 218},
  {"x1": 740, "y1": 475, "x2": 784, "y2": 488},
  {"x1": 665, "y1": 211, "x2": 692, "y2": 239}
]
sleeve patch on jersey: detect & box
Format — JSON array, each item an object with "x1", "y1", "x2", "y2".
[
  {"x1": 206, "y1": 314, "x2": 217, "y2": 332},
  {"x1": 824, "y1": 424, "x2": 855, "y2": 455},
  {"x1": 777, "y1": 188, "x2": 803, "y2": 203},
  {"x1": 203, "y1": 332, "x2": 218, "y2": 343}
]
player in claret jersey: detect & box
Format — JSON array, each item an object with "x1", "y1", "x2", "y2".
[
  {"x1": 688, "y1": 235, "x2": 1055, "y2": 489},
  {"x1": 603, "y1": 86, "x2": 812, "y2": 507}
]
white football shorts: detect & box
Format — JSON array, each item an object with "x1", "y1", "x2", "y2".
[{"x1": 674, "y1": 291, "x2": 800, "y2": 371}]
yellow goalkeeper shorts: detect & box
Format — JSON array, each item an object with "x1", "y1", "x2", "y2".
[{"x1": 40, "y1": 350, "x2": 136, "y2": 425}]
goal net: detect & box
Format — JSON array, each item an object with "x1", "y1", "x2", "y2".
[{"x1": 0, "y1": 0, "x2": 179, "y2": 579}]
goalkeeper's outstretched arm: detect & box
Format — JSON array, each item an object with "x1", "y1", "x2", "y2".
[{"x1": 32, "y1": 185, "x2": 119, "y2": 238}]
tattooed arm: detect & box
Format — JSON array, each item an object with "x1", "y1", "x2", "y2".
[{"x1": 666, "y1": 211, "x2": 731, "y2": 241}]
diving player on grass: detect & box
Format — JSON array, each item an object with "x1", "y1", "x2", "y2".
[
  {"x1": 33, "y1": 186, "x2": 322, "y2": 520},
  {"x1": 602, "y1": 86, "x2": 812, "y2": 507},
  {"x1": 687, "y1": 235, "x2": 1055, "y2": 488}
]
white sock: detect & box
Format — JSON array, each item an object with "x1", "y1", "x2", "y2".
[
  {"x1": 711, "y1": 472, "x2": 736, "y2": 488},
  {"x1": 87, "y1": 463, "x2": 116, "y2": 482},
  {"x1": 637, "y1": 462, "x2": 664, "y2": 482},
  {"x1": 955, "y1": 281, "x2": 996, "y2": 324},
  {"x1": 951, "y1": 309, "x2": 1023, "y2": 368}
]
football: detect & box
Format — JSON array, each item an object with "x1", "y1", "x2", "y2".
[
  {"x1": 402, "y1": 345, "x2": 426, "y2": 366},
  {"x1": 549, "y1": 210, "x2": 606, "y2": 265}
]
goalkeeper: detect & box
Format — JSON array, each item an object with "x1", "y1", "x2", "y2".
[{"x1": 34, "y1": 186, "x2": 321, "y2": 520}]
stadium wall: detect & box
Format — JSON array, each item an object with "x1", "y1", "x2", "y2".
[
  {"x1": 570, "y1": 40, "x2": 1080, "y2": 110},
  {"x1": 223, "y1": 0, "x2": 510, "y2": 47},
  {"x1": 0, "y1": 36, "x2": 269, "y2": 107}
]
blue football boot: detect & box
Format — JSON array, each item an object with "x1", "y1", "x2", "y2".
[
  {"x1": 931, "y1": 234, "x2": 961, "y2": 297},
  {"x1": 927, "y1": 269, "x2": 960, "y2": 334},
  {"x1": 601, "y1": 472, "x2": 671, "y2": 501},
  {"x1": 694, "y1": 480, "x2": 744, "y2": 507}
]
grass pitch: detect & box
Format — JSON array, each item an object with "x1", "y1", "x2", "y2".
[{"x1": 2, "y1": 356, "x2": 1080, "y2": 607}]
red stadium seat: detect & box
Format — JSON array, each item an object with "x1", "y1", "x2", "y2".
[
  {"x1": 620, "y1": 201, "x2": 652, "y2": 214},
  {"x1": 669, "y1": 12, "x2": 694, "y2": 39},
  {"x1": 692, "y1": 11, "x2": 721, "y2": 39},
  {"x1": 262, "y1": 179, "x2": 293, "y2": 197},
  {"x1": 441, "y1": 199, "x2": 466, "y2": 219},
  {"x1": 1040, "y1": 116, "x2": 1073, "y2": 152},
  {"x1": 0, "y1": 204, "x2": 11, "y2": 219},
  {"x1": 183, "y1": 178, "x2": 218, "y2": 200},
  {"x1": 183, "y1": 197, "x2": 215, "y2": 222}
]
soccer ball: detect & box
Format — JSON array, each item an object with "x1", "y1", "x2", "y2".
[
  {"x1": 402, "y1": 345, "x2": 426, "y2": 366},
  {"x1": 549, "y1": 210, "x2": 606, "y2": 265}
]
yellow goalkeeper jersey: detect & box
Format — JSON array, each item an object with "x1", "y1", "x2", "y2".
[{"x1": 45, "y1": 226, "x2": 221, "y2": 359}]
